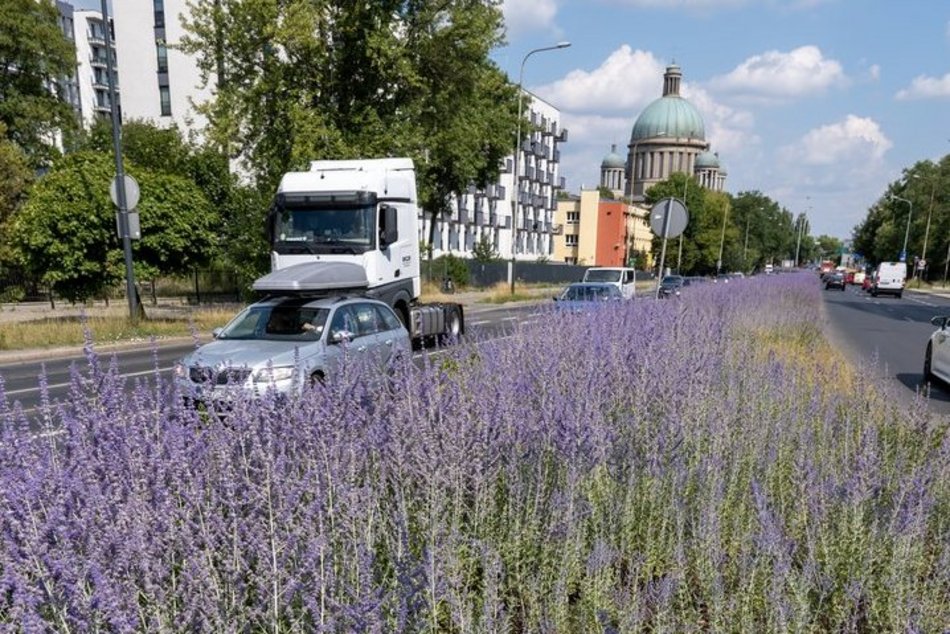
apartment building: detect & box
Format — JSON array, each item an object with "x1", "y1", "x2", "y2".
[
  {"x1": 112, "y1": 0, "x2": 213, "y2": 131},
  {"x1": 424, "y1": 91, "x2": 568, "y2": 262},
  {"x1": 553, "y1": 189, "x2": 653, "y2": 267},
  {"x1": 72, "y1": 10, "x2": 119, "y2": 126}
]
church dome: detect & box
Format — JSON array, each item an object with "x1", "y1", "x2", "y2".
[
  {"x1": 601, "y1": 144, "x2": 625, "y2": 169},
  {"x1": 695, "y1": 150, "x2": 720, "y2": 169},
  {"x1": 630, "y1": 64, "x2": 706, "y2": 143}
]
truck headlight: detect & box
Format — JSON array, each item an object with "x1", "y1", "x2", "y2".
[{"x1": 253, "y1": 366, "x2": 295, "y2": 383}]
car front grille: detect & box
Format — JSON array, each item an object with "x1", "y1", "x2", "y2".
[{"x1": 189, "y1": 366, "x2": 252, "y2": 386}]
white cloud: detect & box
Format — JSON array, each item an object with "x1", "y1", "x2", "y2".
[
  {"x1": 868, "y1": 64, "x2": 880, "y2": 81},
  {"x1": 709, "y1": 45, "x2": 845, "y2": 99},
  {"x1": 532, "y1": 46, "x2": 666, "y2": 113},
  {"x1": 534, "y1": 46, "x2": 759, "y2": 193},
  {"x1": 501, "y1": 0, "x2": 559, "y2": 36},
  {"x1": 895, "y1": 73, "x2": 950, "y2": 100},
  {"x1": 780, "y1": 115, "x2": 891, "y2": 166}
]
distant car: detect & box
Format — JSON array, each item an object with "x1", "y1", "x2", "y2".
[
  {"x1": 581, "y1": 267, "x2": 637, "y2": 299},
  {"x1": 824, "y1": 272, "x2": 847, "y2": 291},
  {"x1": 862, "y1": 271, "x2": 875, "y2": 292},
  {"x1": 658, "y1": 275, "x2": 687, "y2": 298},
  {"x1": 924, "y1": 315, "x2": 950, "y2": 385},
  {"x1": 870, "y1": 261, "x2": 906, "y2": 298},
  {"x1": 553, "y1": 282, "x2": 624, "y2": 310},
  {"x1": 175, "y1": 295, "x2": 410, "y2": 403}
]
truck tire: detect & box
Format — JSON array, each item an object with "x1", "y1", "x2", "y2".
[{"x1": 441, "y1": 307, "x2": 461, "y2": 344}]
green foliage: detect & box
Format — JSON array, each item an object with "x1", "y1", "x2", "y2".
[
  {"x1": 472, "y1": 235, "x2": 500, "y2": 263},
  {"x1": 597, "y1": 185, "x2": 615, "y2": 200},
  {"x1": 0, "y1": 0, "x2": 77, "y2": 165},
  {"x1": 433, "y1": 253, "x2": 470, "y2": 287},
  {"x1": 9, "y1": 152, "x2": 219, "y2": 302},
  {"x1": 853, "y1": 156, "x2": 949, "y2": 276},
  {"x1": 179, "y1": 1, "x2": 518, "y2": 227}
]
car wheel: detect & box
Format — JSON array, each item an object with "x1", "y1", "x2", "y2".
[
  {"x1": 310, "y1": 370, "x2": 325, "y2": 387},
  {"x1": 871, "y1": 290, "x2": 877, "y2": 297},
  {"x1": 924, "y1": 343, "x2": 934, "y2": 383},
  {"x1": 841, "y1": 286, "x2": 846, "y2": 291}
]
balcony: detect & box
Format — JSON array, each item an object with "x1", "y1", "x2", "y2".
[
  {"x1": 551, "y1": 224, "x2": 563, "y2": 235},
  {"x1": 475, "y1": 211, "x2": 487, "y2": 225},
  {"x1": 557, "y1": 176, "x2": 566, "y2": 190},
  {"x1": 557, "y1": 128, "x2": 568, "y2": 142}
]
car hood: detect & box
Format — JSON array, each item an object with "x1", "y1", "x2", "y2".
[{"x1": 179, "y1": 339, "x2": 321, "y2": 370}]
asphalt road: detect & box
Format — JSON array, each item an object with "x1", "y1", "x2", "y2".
[
  {"x1": 820, "y1": 282, "x2": 950, "y2": 415},
  {"x1": 0, "y1": 302, "x2": 543, "y2": 424}
]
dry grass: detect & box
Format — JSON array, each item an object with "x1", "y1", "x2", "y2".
[{"x1": 0, "y1": 307, "x2": 238, "y2": 351}]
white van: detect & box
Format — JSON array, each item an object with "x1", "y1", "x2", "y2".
[
  {"x1": 871, "y1": 261, "x2": 906, "y2": 298},
  {"x1": 582, "y1": 267, "x2": 637, "y2": 299}
]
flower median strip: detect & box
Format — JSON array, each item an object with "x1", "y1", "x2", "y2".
[{"x1": 1, "y1": 273, "x2": 948, "y2": 631}]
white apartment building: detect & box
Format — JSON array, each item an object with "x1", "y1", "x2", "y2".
[
  {"x1": 423, "y1": 91, "x2": 568, "y2": 262},
  {"x1": 72, "y1": 10, "x2": 119, "y2": 127},
  {"x1": 112, "y1": 0, "x2": 213, "y2": 131}
]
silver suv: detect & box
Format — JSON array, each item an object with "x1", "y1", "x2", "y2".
[{"x1": 174, "y1": 295, "x2": 410, "y2": 401}]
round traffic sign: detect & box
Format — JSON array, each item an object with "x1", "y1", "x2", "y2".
[
  {"x1": 110, "y1": 174, "x2": 140, "y2": 210},
  {"x1": 649, "y1": 197, "x2": 688, "y2": 238}
]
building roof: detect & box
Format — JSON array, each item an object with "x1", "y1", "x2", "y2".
[
  {"x1": 630, "y1": 64, "x2": 706, "y2": 143},
  {"x1": 694, "y1": 150, "x2": 720, "y2": 169},
  {"x1": 601, "y1": 144, "x2": 625, "y2": 168}
]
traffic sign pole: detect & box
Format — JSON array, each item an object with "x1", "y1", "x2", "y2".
[{"x1": 101, "y1": 0, "x2": 138, "y2": 323}]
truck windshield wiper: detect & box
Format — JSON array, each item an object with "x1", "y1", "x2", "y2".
[{"x1": 275, "y1": 240, "x2": 317, "y2": 254}]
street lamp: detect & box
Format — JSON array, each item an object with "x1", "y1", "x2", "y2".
[
  {"x1": 793, "y1": 215, "x2": 808, "y2": 267},
  {"x1": 911, "y1": 174, "x2": 937, "y2": 280},
  {"x1": 716, "y1": 204, "x2": 729, "y2": 274},
  {"x1": 509, "y1": 41, "x2": 571, "y2": 294},
  {"x1": 890, "y1": 194, "x2": 913, "y2": 263}
]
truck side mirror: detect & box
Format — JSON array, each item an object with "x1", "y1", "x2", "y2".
[{"x1": 379, "y1": 205, "x2": 398, "y2": 247}]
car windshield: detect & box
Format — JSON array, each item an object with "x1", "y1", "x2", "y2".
[
  {"x1": 661, "y1": 276, "x2": 683, "y2": 286},
  {"x1": 218, "y1": 304, "x2": 330, "y2": 341},
  {"x1": 584, "y1": 269, "x2": 621, "y2": 283},
  {"x1": 560, "y1": 285, "x2": 621, "y2": 301}
]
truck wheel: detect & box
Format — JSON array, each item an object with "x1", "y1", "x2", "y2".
[{"x1": 441, "y1": 308, "x2": 461, "y2": 344}]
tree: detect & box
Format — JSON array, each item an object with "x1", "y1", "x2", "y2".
[
  {"x1": 472, "y1": 235, "x2": 500, "y2": 263},
  {"x1": 0, "y1": 0, "x2": 77, "y2": 165},
  {"x1": 179, "y1": 0, "x2": 519, "y2": 252},
  {"x1": 79, "y1": 118, "x2": 271, "y2": 290},
  {"x1": 9, "y1": 152, "x2": 220, "y2": 303}
]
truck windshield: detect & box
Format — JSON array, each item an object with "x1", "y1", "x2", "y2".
[{"x1": 274, "y1": 204, "x2": 376, "y2": 254}]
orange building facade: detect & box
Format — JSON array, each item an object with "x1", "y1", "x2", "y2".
[{"x1": 553, "y1": 189, "x2": 653, "y2": 267}]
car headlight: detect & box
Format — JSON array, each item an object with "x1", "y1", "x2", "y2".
[
  {"x1": 253, "y1": 366, "x2": 295, "y2": 383},
  {"x1": 174, "y1": 362, "x2": 188, "y2": 378}
]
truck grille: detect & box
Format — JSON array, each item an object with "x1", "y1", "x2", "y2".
[{"x1": 189, "y1": 366, "x2": 252, "y2": 386}]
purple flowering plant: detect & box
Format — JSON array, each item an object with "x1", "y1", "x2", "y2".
[{"x1": 1, "y1": 273, "x2": 948, "y2": 631}]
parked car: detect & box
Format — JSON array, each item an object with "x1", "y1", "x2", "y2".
[
  {"x1": 824, "y1": 272, "x2": 847, "y2": 291},
  {"x1": 175, "y1": 295, "x2": 410, "y2": 403},
  {"x1": 658, "y1": 275, "x2": 688, "y2": 298},
  {"x1": 554, "y1": 282, "x2": 625, "y2": 310},
  {"x1": 924, "y1": 315, "x2": 950, "y2": 385}
]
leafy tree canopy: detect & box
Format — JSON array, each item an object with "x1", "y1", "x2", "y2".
[
  {"x1": 9, "y1": 152, "x2": 220, "y2": 302},
  {"x1": 0, "y1": 0, "x2": 77, "y2": 164},
  {"x1": 179, "y1": 0, "x2": 519, "y2": 230}
]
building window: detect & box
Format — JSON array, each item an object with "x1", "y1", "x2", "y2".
[
  {"x1": 154, "y1": 0, "x2": 165, "y2": 27},
  {"x1": 565, "y1": 234, "x2": 578, "y2": 247},
  {"x1": 156, "y1": 42, "x2": 168, "y2": 72},
  {"x1": 159, "y1": 85, "x2": 171, "y2": 116},
  {"x1": 566, "y1": 211, "x2": 579, "y2": 224}
]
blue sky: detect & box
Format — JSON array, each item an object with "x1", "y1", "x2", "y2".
[
  {"x1": 74, "y1": 0, "x2": 948, "y2": 239},
  {"x1": 497, "y1": 0, "x2": 950, "y2": 239}
]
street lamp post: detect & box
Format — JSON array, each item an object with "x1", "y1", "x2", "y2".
[
  {"x1": 795, "y1": 216, "x2": 805, "y2": 269},
  {"x1": 716, "y1": 204, "x2": 729, "y2": 274},
  {"x1": 911, "y1": 174, "x2": 936, "y2": 280},
  {"x1": 890, "y1": 194, "x2": 913, "y2": 263},
  {"x1": 509, "y1": 41, "x2": 571, "y2": 294}
]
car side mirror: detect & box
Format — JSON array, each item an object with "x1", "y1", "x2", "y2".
[
  {"x1": 212, "y1": 327, "x2": 223, "y2": 339},
  {"x1": 931, "y1": 316, "x2": 948, "y2": 329},
  {"x1": 330, "y1": 330, "x2": 353, "y2": 344}
]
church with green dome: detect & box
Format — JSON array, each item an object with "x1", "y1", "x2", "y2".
[{"x1": 600, "y1": 64, "x2": 726, "y2": 199}]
